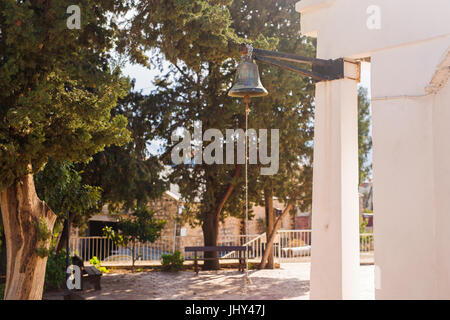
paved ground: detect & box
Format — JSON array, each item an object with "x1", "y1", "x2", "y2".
[{"x1": 71, "y1": 263, "x2": 374, "y2": 300}]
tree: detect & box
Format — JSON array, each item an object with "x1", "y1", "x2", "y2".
[
  {"x1": 34, "y1": 159, "x2": 102, "y2": 253},
  {"x1": 0, "y1": 218, "x2": 5, "y2": 278},
  {"x1": 103, "y1": 207, "x2": 166, "y2": 272},
  {"x1": 122, "y1": 0, "x2": 315, "y2": 270},
  {"x1": 227, "y1": 0, "x2": 316, "y2": 269},
  {"x1": 77, "y1": 87, "x2": 168, "y2": 212},
  {"x1": 0, "y1": 1, "x2": 130, "y2": 299},
  {"x1": 121, "y1": 0, "x2": 269, "y2": 270},
  {"x1": 358, "y1": 87, "x2": 373, "y2": 185}
]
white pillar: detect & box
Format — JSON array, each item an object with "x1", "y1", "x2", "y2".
[{"x1": 310, "y1": 79, "x2": 360, "y2": 300}]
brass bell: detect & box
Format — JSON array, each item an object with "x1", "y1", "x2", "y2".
[{"x1": 229, "y1": 56, "x2": 268, "y2": 98}]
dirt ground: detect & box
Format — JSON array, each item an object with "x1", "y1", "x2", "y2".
[{"x1": 66, "y1": 263, "x2": 374, "y2": 300}]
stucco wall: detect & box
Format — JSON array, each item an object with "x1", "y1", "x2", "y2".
[
  {"x1": 432, "y1": 74, "x2": 450, "y2": 298},
  {"x1": 297, "y1": 0, "x2": 450, "y2": 59},
  {"x1": 372, "y1": 38, "x2": 450, "y2": 299}
]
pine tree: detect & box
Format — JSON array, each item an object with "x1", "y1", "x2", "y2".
[
  {"x1": 228, "y1": 0, "x2": 316, "y2": 269},
  {"x1": 34, "y1": 159, "x2": 102, "y2": 254},
  {"x1": 125, "y1": 0, "x2": 315, "y2": 270},
  {"x1": 0, "y1": 1, "x2": 130, "y2": 299},
  {"x1": 103, "y1": 207, "x2": 166, "y2": 273},
  {"x1": 77, "y1": 87, "x2": 168, "y2": 212},
  {"x1": 358, "y1": 87, "x2": 372, "y2": 185}
]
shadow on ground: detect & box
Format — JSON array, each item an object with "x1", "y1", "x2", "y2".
[{"x1": 77, "y1": 268, "x2": 310, "y2": 300}]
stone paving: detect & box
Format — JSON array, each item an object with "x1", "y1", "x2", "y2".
[{"x1": 73, "y1": 263, "x2": 374, "y2": 300}]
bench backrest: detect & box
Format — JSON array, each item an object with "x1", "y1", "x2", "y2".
[{"x1": 184, "y1": 246, "x2": 246, "y2": 252}]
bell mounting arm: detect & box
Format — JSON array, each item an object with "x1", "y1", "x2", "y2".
[{"x1": 241, "y1": 44, "x2": 358, "y2": 82}]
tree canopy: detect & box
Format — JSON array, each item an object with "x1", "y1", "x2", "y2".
[
  {"x1": 0, "y1": 0, "x2": 131, "y2": 191},
  {"x1": 77, "y1": 87, "x2": 168, "y2": 212},
  {"x1": 358, "y1": 87, "x2": 373, "y2": 185},
  {"x1": 0, "y1": 0, "x2": 133, "y2": 299},
  {"x1": 119, "y1": 0, "x2": 317, "y2": 270}
]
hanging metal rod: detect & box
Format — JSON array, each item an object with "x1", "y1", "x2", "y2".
[{"x1": 241, "y1": 44, "x2": 345, "y2": 82}]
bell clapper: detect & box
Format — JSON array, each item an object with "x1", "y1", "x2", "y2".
[{"x1": 244, "y1": 95, "x2": 251, "y2": 115}]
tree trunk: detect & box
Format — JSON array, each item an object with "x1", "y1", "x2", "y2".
[
  {"x1": 202, "y1": 212, "x2": 220, "y2": 270},
  {"x1": 201, "y1": 166, "x2": 241, "y2": 271},
  {"x1": 264, "y1": 186, "x2": 275, "y2": 269},
  {"x1": 131, "y1": 242, "x2": 136, "y2": 273},
  {"x1": 0, "y1": 173, "x2": 57, "y2": 300},
  {"x1": 259, "y1": 203, "x2": 293, "y2": 270},
  {"x1": 240, "y1": 218, "x2": 246, "y2": 245},
  {"x1": 56, "y1": 213, "x2": 76, "y2": 254}
]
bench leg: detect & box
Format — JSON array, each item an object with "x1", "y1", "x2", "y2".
[
  {"x1": 238, "y1": 251, "x2": 243, "y2": 273},
  {"x1": 94, "y1": 276, "x2": 101, "y2": 291},
  {"x1": 194, "y1": 252, "x2": 199, "y2": 275}
]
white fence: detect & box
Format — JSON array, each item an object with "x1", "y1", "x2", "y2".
[
  {"x1": 70, "y1": 230, "x2": 374, "y2": 265},
  {"x1": 360, "y1": 233, "x2": 374, "y2": 252}
]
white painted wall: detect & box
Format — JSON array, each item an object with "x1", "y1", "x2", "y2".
[
  {"x1": 372, "y1": 38, "x2": 450, "y2": 299},
  {"x1": 433, "y1": 78, "x2": 450, "y2": 298},
  {"x1": 296, "y1": 0, "x2": 450, "y2": 299},
  {"x1": 296, "y1": 0, "x2": 450, "y2": 59}
]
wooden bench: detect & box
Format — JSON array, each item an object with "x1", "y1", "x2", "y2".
[
  {"x1": 72, "y1": 256, "x2": 102, "y2": 291},
  {"x1": 184, "y1": 246, "x2": 247, "y2": 274}
]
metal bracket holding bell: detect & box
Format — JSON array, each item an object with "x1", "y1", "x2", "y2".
[
  {"x1": 229, "y1": 43, "x2": 358, "y2": 98},
  {"x1": 240, "y1": 44, "x2": 347, "y2": 82}
]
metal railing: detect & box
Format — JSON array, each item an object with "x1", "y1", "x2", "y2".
[
  {"x1": 69, "y1": 236, "x2": 174, "y2": 263},
  {"x1": 278, "y1": 230, "x2": 312, "y2": 262},
  {"x1": 360, "y1": 233, "x2": 374, "y2": 252},
  {"x1": 70, "y1": 231, "x2": 374, "y2": 265},
  {"x1": 221, "y1": 233, "x2": 267, "y2": 260},
  {"x1": 178, "y1": 234, "x2": 260, "y2": 260}
]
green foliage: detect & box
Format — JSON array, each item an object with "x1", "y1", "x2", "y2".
[
  {"x1": 89, "y1": 256, "x2": 109, "y2": 274},
  {"x1": 161, "y1": 251, "x2": 184, "y2": 272},
  {"x1": 35, "y1": 217, "x2": 52, "y2": 242},
  {"x1": 120, "y1": 0, "x2": 253, "y2": 69},
  {"x1": 360, "y1": 216, "x2": 370, "y2": 234},
  {"x1": 35, "y1": 159, "x2": 102, "y2": 239},
  {"x1": 0, "y1": 282, "x2": 4, "y2": 300},
  {"x1": 103, "y1": 226, "x2": 126, "y2": 247},
  {"x1": 105, "y1": 208, "x2": 166, "y2": 246},
  {"x1": 245, "y1": 0, "x2": 316, "y2": 214},
  {"x1": 248, "y1": 262, "x2": 259, "y2": 270},
  {"x1": 0, "y1": 0, "x2": 132, "y2": 192},
  {"x1": 103, "y1": 208, "x2": 166, "y2": 271},
  {"x1": 44, "y1": 250, "x2": 67, "y2": 291},
  {"x1": 358, "y1": 87, "x2": 373, "y2": 185},
  {"x1": 35, "y1": 160, "x2": 102, "y2": 220},
  {"x1": 133, "y1": 0, "x2": 315, "y2": 244},
  {"x1": 34, "y1": 217, "x2": 52, "y2": 258},
  {"x1": 77, "y1": 88, "x2": 168, "y2": 212}
]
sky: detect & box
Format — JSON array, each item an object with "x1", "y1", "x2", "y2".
[
  {"x1": 123, "y1": 62, "x2": 162, "y2": 94},
  {"x1": 122, "y1": 60, "x2": 373, "y2": 165},
  {"x1": 359, "y1": 62, "x2": 372, "y2": 97}
]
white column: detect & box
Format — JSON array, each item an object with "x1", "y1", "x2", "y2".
[{"x1": 310, "y1": 79, "x2": 360, "y2": 300}]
